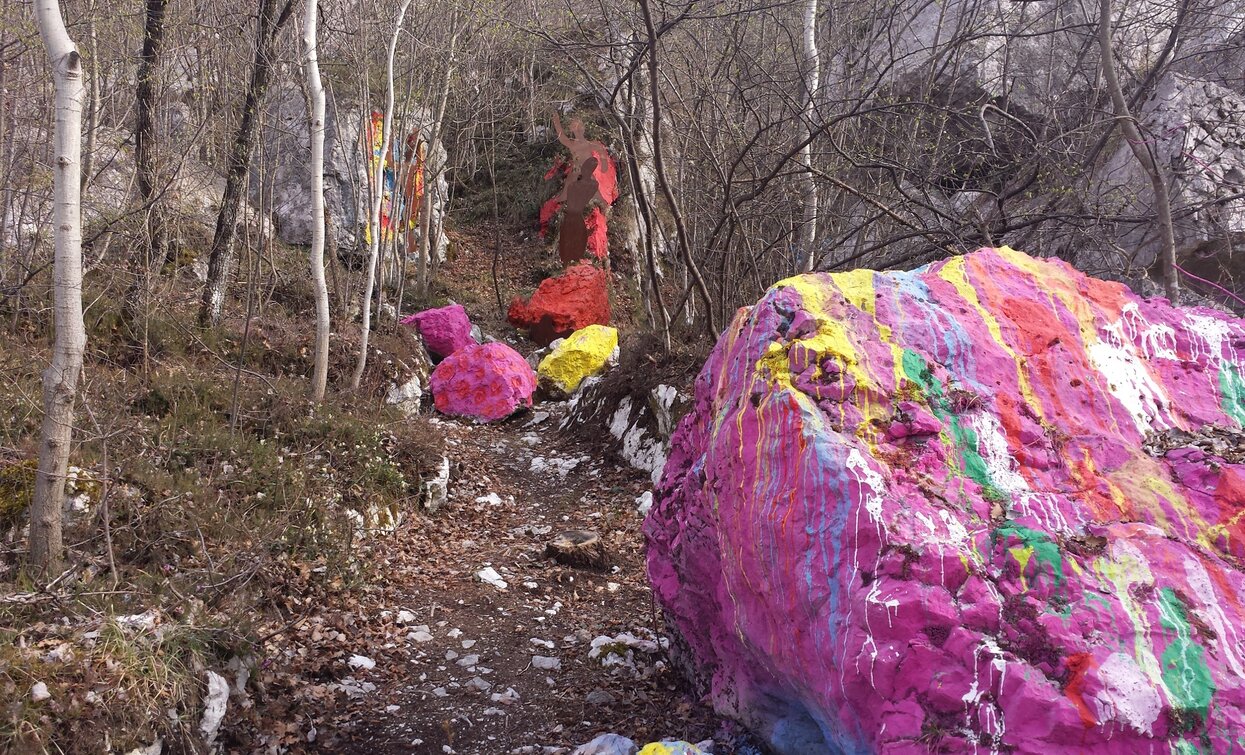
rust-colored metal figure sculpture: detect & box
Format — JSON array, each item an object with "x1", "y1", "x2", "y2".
[
  {"x1": 558, "y1": 156, "x2": 600, "y2": 266},
  {"x1": 553, "y1": 113, "x2": 608, "y2": 205}
]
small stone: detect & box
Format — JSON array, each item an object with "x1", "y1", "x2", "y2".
[
  {"x1": 477, "y1": 567, "x2": 509, "y2": 590},
  {"x1": 585, "y1": 689, "x2": 616, "y2": 706},
  {"x1": 457, "y1": 654, "x2": 480, "y2": 667},
  {"x1": 396, "y1": 610, "x2": 417, "y2": 624},
  {"x1": 409, "y1": 630, "x2": 435, "y2": 643},
  {"x1": 30, "y1": 682, "x2": 50, "y2": 702},
  {"x1": 490, "y1": 687, "x2": 521, "y2": 705},
  {"x1": 461, "y1": 639, "x2": 477, "y2": 649},
  {"x1": 432, "y1": 687, "x2": 449, "y2": 698},
  {"x1": 531, "y1": 655, "x2": 561, "y2": 671},
  {"x1": 570, "y1": 733, "x2": 637, "y2": 755}
]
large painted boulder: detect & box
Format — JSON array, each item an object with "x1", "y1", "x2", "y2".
[
  {"x1": 429, "y1": 342, "x2": 536, "y2": 422},
  {"x1": 538, "y1": 324, "x2": 618, "y2": 394},
  {"x1": 401, "y1": 304, "x2": 476, "y2": 358},
  {"x1": 508, "y1": 263, "x2": 611, "y2": 346},
  {"x1": 646, "y1": 246, "x2": 1245, "y2": 753}
]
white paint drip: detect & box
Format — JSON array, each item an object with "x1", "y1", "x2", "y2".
[
  {"x1": 846, "y1": 448, "x2": 887, "y2": 530},
  {"x1": 970, "y1": 413, "x2": 1029, "y2": 494},
  {"x1": 1086, "y1": 334, "x2": 1170, "y2": 432},
  {"x1": 1186, "y1": 313, "x2": 1231, "y2": 364},
  {"x1": 1183, "y1": 557, "x2": 1245, "y2": 677},
  {"x1": 1120, "y1": 302, "x2": 1178, "y2": 360}
]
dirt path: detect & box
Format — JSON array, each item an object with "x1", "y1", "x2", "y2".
[{"x1": 309, "y1": 398, "x2": 718, "y2": 754}]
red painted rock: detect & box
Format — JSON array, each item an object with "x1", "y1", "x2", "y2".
[
  {"x1": 508, "y1": 263, "x2": 611, "y2": 346},
  {"x1": 400, "y1": 304, "x2": 475, "y2": 358},
  {"x1": 430, "y1": 342, "x2": 536, "y2": 422}
]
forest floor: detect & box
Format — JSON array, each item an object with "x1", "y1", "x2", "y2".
[
  {"x1": 293, "y1": 228, "x2": 720, "y2": 753},
  {"x1": 308, "y1": 403, "x2": 718, "y2": 754},
  {"x1": 0, "y1": 218, "x2": 723, "y2": 754}
]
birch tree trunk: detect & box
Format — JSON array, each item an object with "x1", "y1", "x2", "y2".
[
  {"x1": 303, "y1": 0, "x2": 330, "y2": 402},
  {"x1": 31, "y1": 0, "x2": 87, "y2": 575},
  {"x1": 415, "y1": 17, "x2": 461, "y2": 299},
  {"x1": 351, "y1": 0, "x2": 412, "y2": 390},
  {"x1": 798, "y1": 0, "x2": 821, "y2": 272},
  {"x1": 199, "y1": 0, "x2": 293, "y2": 326},
  {"x1": 1097, "y1": 0, "x2": 1178, "y2": 301}
]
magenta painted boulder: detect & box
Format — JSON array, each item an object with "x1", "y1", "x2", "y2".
[
  {"x1": 646, "y1": 247, "x2": 1245, "y2": 753},
  {"x1": 401, "y1": 304, "x2": 476, "y2": 358},
  {"x1": 430, "y1": 342, "x2": 536, "y2": 422}
]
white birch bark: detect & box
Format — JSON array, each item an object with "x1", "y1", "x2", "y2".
[
  {"x1": 304, "y1": 0, "x2": 330, "y2": 402},
  {"x1": 416, "y1": 22, "x2": 460, "y2": 298},
  {"x1": 31, "y1": 0, "x2": 87, "y2": 574},
  {"x1": 799, "y1": 0, "x2": 821, "y2": 272},
  {"x1": 352, "y1": 0, "x2": 412, "y2": 390}
]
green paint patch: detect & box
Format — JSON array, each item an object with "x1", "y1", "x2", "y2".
[
  {"x1": 902, "y1": 349, "x2": 1006, "y2": 500},
  {"x1": 902, "y1": 349, "x2": 939, "y2": 398},
  {"x1": 994, "y1": 523, "x2": 1065, "y2": 587},
  {"x1": 1220, "y1": 364, "x2": 1245, "y2": 426},
  {"x1": 1158, "y1": 587, "x2": 1216, "y2": 722}
]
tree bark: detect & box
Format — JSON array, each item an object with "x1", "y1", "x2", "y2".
[
  {"x1": 352, "y1": 0, "x2": 413, "y2": 390},
  {"x1": 199, "y1": 0, "x2": 294, "y2": 326},
  {"x1": 128, "y1": 0, "x2": 170, "y2": 368},
  {"x1": 80, "y1": 1, "x2": 99, "y2": 193},
  {"x1": 637, "y1": 0, "x2": 717, "y2": 337},
  {"x1": 416, "y1": 21, "x2": 460, "y2": 299},
  {"x1": 1097, "y1": 0, "x2": 1178, "y2": 301},
  {"x1": 304, "y1": 0, "x2": 329, "y2": 402},
  {"x1": 798, "y1": 0, "x2": 821, "y2": 272},
  {"x1": 31, "y1": 0, "x2": 87, "y2": 576}
]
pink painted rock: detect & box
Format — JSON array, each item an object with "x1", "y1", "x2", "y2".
[
  {"x1": 430, "y1": 342, "x2": 536, "y2": 422},
  {"x1": 400, "y1": 304, "x2": 476, "y2": 358},
  {"x1": 646, "y1": 247, "x2": 1245, "y2": 753}
]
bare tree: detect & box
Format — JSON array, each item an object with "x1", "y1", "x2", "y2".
[
  {"x1": 199, "y1": 0, "x2": 294, "y2": 326},
  {"x1": 352, "y1": 0, "x2": 413, "y2": 390},
  {"x1": 637, "y1": 0, "x2": 717, "y2": 336},
  {"x1": 797, "y1": 0, "x2": 820, "y2": 272},
  {"x1": 127, "y1": 0, "x2": 170, "y2": 368},
  {"x1": 1098, "y1": 0, "x2": 1179, "y2": 302},
  {"x1": 30, "y1": 0, "x2": 87, "y2": 574},
  {"x1": 304, "y1": 0, "x2": 329, "y2": 402}
]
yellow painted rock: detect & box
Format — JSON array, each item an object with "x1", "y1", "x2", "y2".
[
  {"x1": 537, "y1": 324, "x2": 619, "y2": 394},
  {"x1": 637, "y1": 743, "x2": 708, "y2": 755}
]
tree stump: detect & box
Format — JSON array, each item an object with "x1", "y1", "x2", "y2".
[{"x1": 545, "y1": 529, "x2": 607, "y2": 569}]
